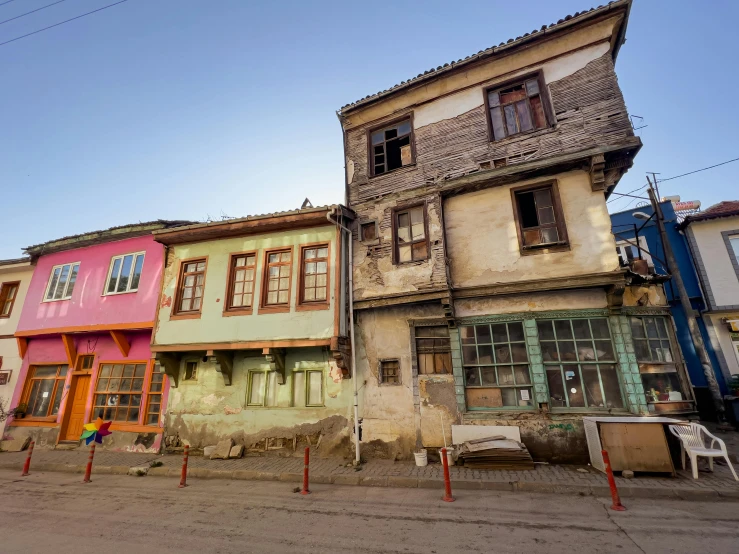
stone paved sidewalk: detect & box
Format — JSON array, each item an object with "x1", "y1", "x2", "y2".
[{"x1": 1, "y1": 448, "x2": 738, "y2": 500}]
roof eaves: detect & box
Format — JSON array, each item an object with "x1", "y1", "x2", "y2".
[{"x1": 337, "y1": 0, "x2": 630, "y2": 115}]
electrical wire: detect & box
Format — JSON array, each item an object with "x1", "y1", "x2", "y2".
[
  {"x1": 607, "y1": 183, "x2": 647, "y2": 204},
  {"x1": 0, "y1": 0, "x2": 67, "y2": 26},
  {"x1": 0, "y1": 0, "x2": 18, "y2": 7},
  {"x1": 658, "y1": 156, "x2": 739, "y2": 182},
  {"x1": 0, "y1": 0, "x2": 128, "y2": 48}
]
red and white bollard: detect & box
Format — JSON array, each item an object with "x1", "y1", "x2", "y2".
[
  {"x1": 602, "y1": 449, "x2": 626, "y2": 511},
  {"x1": 21, "y1": 440, "x2": 35, "y2": 477},
  {"x1": 82, "y1": 443, "x2": 96, "y2": 483},
  {"x1": 441, "y1": 447, "x2": 455, "y2": 502},
  {"x1": 300, "y1": 446, "x2": 310, "y2": 495},
  {"x1": 178, "y1": 445, "x2": 189, "y2": 488}
]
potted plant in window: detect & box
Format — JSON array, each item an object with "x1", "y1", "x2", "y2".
[{"x1": 12, "y1": 403, "x2": 27, "y2": 419}]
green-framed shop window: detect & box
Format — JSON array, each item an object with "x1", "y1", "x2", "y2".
[
  {"x1": 538, "y1": 318, "x2": 624, "y2": 410},
  {"x1": 460, "y1": 321, "x2": 534, "y2": 409}
]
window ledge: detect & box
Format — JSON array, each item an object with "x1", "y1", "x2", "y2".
[
  {"x1": 369, "y1": 163, "x2": 417, "y2": 180},
  {"x1": 519, "y1": 241, "x2": 570, "y2": 256},
  {"x1": 108, "y1": 423, "x2": 163, "y2": 434},
  {"x1": 296, "y1": 302, "x2": 330, "y2": 312},
  {"x1": 222, "y1": 308, "x2": 255, "y2": 317},
  {"x1": 169, "y1": 312, "x2": 202, "y2": 321},
  {"x1": 41, "y1": 298, "x2": 72, "y2": 304},
  {"x1": 257, "y1": 305, "x2": 291, "y2": 315},
  {"x1": 101, "y1": 290, "x2": 139, "y2": 297},
  {"x1": 8, "y1": 420, "x2": 59, "y2": 427}
]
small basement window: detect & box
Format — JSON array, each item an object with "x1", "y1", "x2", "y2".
[
  {"x1": 379, "y1": 359, "x2": 401, "y2": 385},
  {"x1": 184, "y1": 361, "x2": 198, "y2": 381},
  {"x1": 370, "y1": 118, "x2": 413, "y2": 176},
  {"x1": 486, "y1": 74, "x2": 550, "y2": 141},
  {"x1": 513, "y1": 184, "x2": 567, "y2": 249}
]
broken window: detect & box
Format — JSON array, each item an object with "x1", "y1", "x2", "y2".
[
  {"x1": 379, "y1": 360, "x2": 400, "y2": 385},
  {"x1": 247, "y1": 370, "x2": 279, "y2": 407},
  {"x1": 292, "y1": 369, "x2": 323, "y2": 407},
  {"x1": 630, "y1": 317, "x2": 687, "y2": 405},
  {"x1": 300, "y1": 245, "x2": 329, "y2": 304},
  {"x1": 416, "y1": 326, "x2": 452, "y2": 374},
  {"x1": 360, "y1": 221, "x2": 378, "y2": 242},
  {"x1": 370, "y1": 118, "x2": 413, "y2": 175},
  {"x1": 487, "y1": 74, "x2": 549, "y2": 141},
  {"x1": 184, "y1": 361, "x2": 198, "y2": 381},
  {"x1": 538, "y1": 318, "x2": 623, "y2": 410},
  {"x1": 263, "y1": 249, "x2": 292, "y2": 307},
  {"x1": 175, "y1": 259, "x2": 206, "y2": 314},
  {"x1": 92, "y1": 363, "x2": 147, "y2": 422},
  {"x1": 615, "y1": 236, "x2": 653, "y2": 268},
  {"x1": 44, "y1": 262, "x2": 80, "y2": 301},
  {"x1": 461, "y1": 322, "x2": 533, "y2": 409},
  {"x1": 394, "y1": 205, "x2": 428, "y2": 263},
  {"x1": 227, "y1": 253, "x2": 256, "y2": 310},
  {"x1": 514, "y1": 184, "x2": 567, "y2": 249}
]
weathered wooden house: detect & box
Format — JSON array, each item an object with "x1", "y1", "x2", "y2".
[{"x1": 337, "y1": 0, "x2": 678, "y2": 462}]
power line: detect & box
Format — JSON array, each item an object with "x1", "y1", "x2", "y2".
[
  {"x1": 659, "y1": 156, "x2": 739, "y2": 182},
  {"x1": 607, "y1": 183, "x2": 647, "y2": 204},
  {"x1": 0, "y1": 0, "x2": 128, "y2": 48},
  {"x1": 0, "y1": 0, "x2": 68, "y2": 26},
  {"x1": 0, "y1": 0, "x2": 18, "y2": 7}
]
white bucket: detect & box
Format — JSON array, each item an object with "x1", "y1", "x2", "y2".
[
  {"x1": 440, "y1": 448, "x2": 454, "y2": 468},
  {"x1": 414, "y1": 449, "x2": 428, "y2": 467}
]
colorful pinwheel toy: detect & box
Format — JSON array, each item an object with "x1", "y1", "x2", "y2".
[{"x1": 81, "y1": 418, "x2": 112, "y2": 445}]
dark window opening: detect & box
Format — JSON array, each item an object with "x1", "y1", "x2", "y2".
[
  {"x1": 370, "y1": 119, "x2": 413, "y2": 175},
  {"x1": 185, "y1": 361, "x2": 198, "y2": 381},
  {"x1": 394, "y1": 205, "x2": 428, "y2": 263},
  {"x1": 361, "y1": 222, "x2": 377, "y2": 242},
  {"x1": 416, "y1": 326, "x2": 452, "y2": 374},
  {"x1": 487, "y1": 76, "x2": 549, "y2": 141},
  {"x1": 515, "y1": 186, "x2": 561, "y2": 247}
]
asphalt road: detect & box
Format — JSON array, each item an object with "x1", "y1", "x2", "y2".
[{"x1": 0, "y1": 469, "x2": 737, "y2": 553}]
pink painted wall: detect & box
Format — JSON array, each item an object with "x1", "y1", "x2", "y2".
[
  {"x1": 10, "y1": 332, "x2": 168, "y2": 438},
  {"x1": 17, "y1": 235, "x2": 164, "y2": 333}
]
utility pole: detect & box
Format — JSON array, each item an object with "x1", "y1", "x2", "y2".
[{"x1": 646, "y1": 177, "x2": 725, "y2": 421}]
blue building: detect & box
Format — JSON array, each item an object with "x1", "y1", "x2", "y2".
[{"x1": 610, "y1": 201, "x2": 727, "y2": 419}]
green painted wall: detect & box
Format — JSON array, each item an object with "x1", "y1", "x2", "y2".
[{"x1": 154, "y1": 225, "x2": 338, "y2": 345}]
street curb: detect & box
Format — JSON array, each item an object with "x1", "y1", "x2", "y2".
[{"x1": 2, "y1": 461, "x2": 737, "y2": 501}]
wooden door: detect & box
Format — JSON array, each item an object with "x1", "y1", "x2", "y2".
[{"x1": 62, "y1": 375, "x2": 90, "y2": 441}]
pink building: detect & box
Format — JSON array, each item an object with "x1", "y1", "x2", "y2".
[{"x1": 6, "y1": 221, "x2": 189, "y2": 452}]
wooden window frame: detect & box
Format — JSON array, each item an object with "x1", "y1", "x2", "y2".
[
  {"x1": 223, "y1": 251, "x2": 258, "y2": 316},
  {"x1": 379, "y1": 359, "x2": 401, "y2": 386},
  {"x1": 258, "y1": 247, "x2": 293, "y2": 314},
  {"x1": 510, "y1": 180, "x2": 569, "y2": 256},
  {"x1": 415, "y1": 326, "x2": 452, "y2": 375},
  {"x1": 359, "y1": 221, "x2": 379, "y2": 244},
  {"x1": 172, "y1": 257, "x2": 208, "y2": 319},
  {"x1": 43, "y1": 262, "x2": 80, "y2": 302},
  {"x1": 0, "y1": 281, "x2": 20, "y2": 318},
  {"x1": 183, "y1": 360, "x2": 198, "y2": 381},
  {"x1": 20, "y1": 364, "x2": 69, "y2": 422},
  {"x1": 145, "y1": 365, "x2": 165, "y2": 426},
  {"x1": 103, "y1": 251, "x2": 146, "y2": 296},
  {"x1": 91, "y1": 361, "x2": 150, "y2": 425},
  {"x1": 391, "y1": 202, "x2": 430, "y2": 265},
  {"x1": 483, "y1": 71, "x2": 555, "y2": 143},
  {"x1": 367, "y1": 114, "x2": 416, "y2": 178},
  {"x1": 289, "y1": 368, "x2": 324, "y2": 407},
  {"x1": 297, "y1": 243, "x2": 331, "y2": 312},
  {"x1": 247, "y1": 369, "x2": 280, "y2": 407}
]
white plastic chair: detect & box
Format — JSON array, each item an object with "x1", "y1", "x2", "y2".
[{"x1": 669, "y1": 423, "x2": 738, "y2": 481}]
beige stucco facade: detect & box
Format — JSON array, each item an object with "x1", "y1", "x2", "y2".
[{"x1": 0, "y1": 260, "x2": 34, "y2": 439}]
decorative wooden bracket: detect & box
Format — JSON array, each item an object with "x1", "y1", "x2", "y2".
[
  {"x1": 590, "y1": 154, "x2": 606, "y2": 192},
  {"x1": 441, "y1": 294, "x2": 456, "y2": 328},
  {"x1": 16, "y1": 337, "x2": 28, "y2": 359},
  {"x1": 109, "y1": 330, "x2": 130, "y2": 357},
  {"x1": 155, "y1": 352, "x2": 181, "y2": 388},
  {"x1": 61, "y1": 334, "x2": 77, "y2": 368},
  {"x1": 263, "y1": 348, "x2": 286, "y2": 384},
  {"x1": 210, "y1": 350, "x2": 234, "y2": 386},
  {"x1": 330, "y1": 336, "x2": 352, "y2": 377}
]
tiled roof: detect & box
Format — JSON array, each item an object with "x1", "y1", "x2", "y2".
[
  {"x1": 0, "y1": 257, "x2": 31, "y2": 267},
  {"x1": 24, "y1": 220, "x2": 195, "y2": 255},
  {"x1": 681, "y1": 201, "x2": 739, "y2": 227},
  {"x1": 338, "y1": 0, "x2": 630, "y2": 113}
]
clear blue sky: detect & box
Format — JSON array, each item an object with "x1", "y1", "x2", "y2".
[{"x1": 2, "y1": 0, "x2": 737, "y2": 258}]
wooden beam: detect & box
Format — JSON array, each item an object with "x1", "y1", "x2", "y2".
[
  {"x1": 155, "y1": 352, "x2": 181, "y2": 388},
  {"x1": 109, "y1": 330, "x2": 130, "y2": 357},
  {"x1": 262, "y1": 348, "x2": 286, "y2": 384},
  {"x1": 213, "y1": 351, "x2": 234, "y2": 386},
  {"x1": 150, "y1": 338, "x2": 331, "y2": 353},
  {"x1": 15, "y1": 321, "x2": 154, "y2": 338},
  {"x1": 16, "y1": 337, "x2": 28, "y2": 359},
  {"x1": 61, "y1": 334, "x2": 77, "y2": 367}
]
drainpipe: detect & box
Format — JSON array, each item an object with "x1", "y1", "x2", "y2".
[{"x1": 327, "y1": 207, "x2": 360, "y2": 465}]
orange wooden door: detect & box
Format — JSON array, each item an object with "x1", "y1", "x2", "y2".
[{"x1": 63, "y1": 375, "x2": 90, "y2": 441}]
